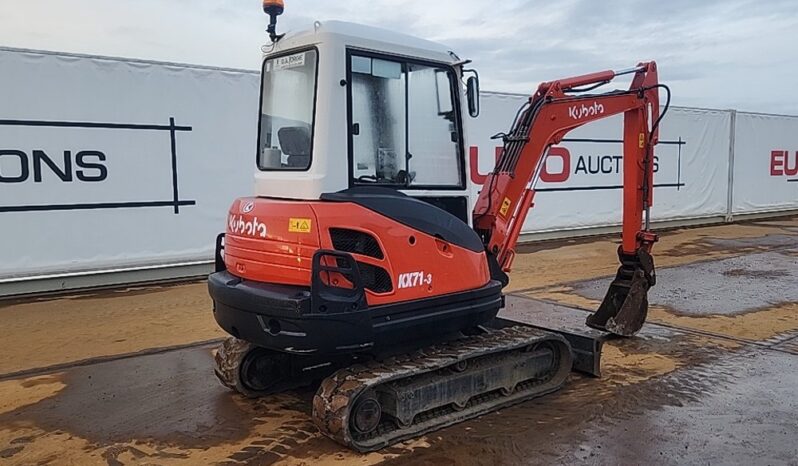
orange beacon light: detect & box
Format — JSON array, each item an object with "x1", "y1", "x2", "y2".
[{"x1": 263, "y1": 0, "x2": 285, "y2": 42}]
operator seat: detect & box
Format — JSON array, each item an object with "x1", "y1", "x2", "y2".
[{"x1": 278, "y1": 126, "x2": 311, "y2": 168}]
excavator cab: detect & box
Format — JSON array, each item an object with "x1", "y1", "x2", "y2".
[{"x1": 253, "y1": 20, "x2": 478, "y2": 225}]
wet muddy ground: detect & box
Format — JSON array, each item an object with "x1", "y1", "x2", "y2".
[{"x1": 1, "y1": 218, "x2": 797, "y2": 465}]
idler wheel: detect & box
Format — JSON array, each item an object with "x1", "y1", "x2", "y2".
[
  {"x1": 351, "y1": 391, "x2": 382, "y2": 435},
  {"x1": 214, "y1": 338, "x2": 291, "y2": 398},
  {"x1": 239, "y1": 348, "x2": 290, "y2": 395}
]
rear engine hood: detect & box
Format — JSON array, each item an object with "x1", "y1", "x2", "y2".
[{"x1": 224, "y1": 197, "x2": 321, "y2": 287}]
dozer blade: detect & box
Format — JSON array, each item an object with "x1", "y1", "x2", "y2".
[{"x1": 586, "y1": 248, "x2": 656, "y2": 337}]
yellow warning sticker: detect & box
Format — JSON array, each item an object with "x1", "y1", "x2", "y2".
[
  {"x1": 639, "y1": 133, "x2": 646, "y2": 148},
  {"x1": 499, "y1": 198, "x2": 512, "y2": 217},
  {"x1": 289, "y1": 218, "x2": 312, "y2": 233}
]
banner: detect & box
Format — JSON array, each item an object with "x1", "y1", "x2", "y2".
[
  {"x1": 732, "y1": 112, "x2": 798, "y2": 213},
  {"x1": 469, "y1": 93, "x2": 732, "y2": 233},
  {"x1": 0, "y1": 48, "x2": 259, "y2": 279},
  {"x1": 0, "y1": 49, "x2": 794, "y2": 284}
]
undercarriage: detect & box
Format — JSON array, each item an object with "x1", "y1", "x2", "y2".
[{"x1": 214, "y1": 323, "x2": 584, "y2": 452}]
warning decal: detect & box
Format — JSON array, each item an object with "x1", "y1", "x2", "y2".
[
  {"x1": 289, "y1": 218, "x2": 312, "y2": 233},
  {"x1": 499, "y1": 198, "x2": 512, "y2": 217}
]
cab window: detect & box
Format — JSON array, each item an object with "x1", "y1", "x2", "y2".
[
  {"x1": 258, "y1": 49, "x2": 318, "y2": 171},
  {"x1": 349, "y1": 53, "x2": 462, "y2": 188}
]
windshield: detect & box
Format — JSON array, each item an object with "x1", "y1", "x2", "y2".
[
  {"x1": 258, "y1": 49, "x2": 318, "y2": 171},
  {"x1": 349, "y1": 54, "x2": 462, "y2": 188}
]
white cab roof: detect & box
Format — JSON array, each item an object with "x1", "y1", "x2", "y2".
[{"x1": 271, "y1": 20, "x2": 461, "y2": 65}]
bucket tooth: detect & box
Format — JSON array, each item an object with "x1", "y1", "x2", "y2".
[{"x1": 586, "y1": 248, "x2": 655, "y2": 337}]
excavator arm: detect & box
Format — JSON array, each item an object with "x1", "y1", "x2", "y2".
[{"x1": 473, "y1": 62, "x2": 668, "y2": 336}]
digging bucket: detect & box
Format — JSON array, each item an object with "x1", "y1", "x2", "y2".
[{"x1": 586, "y1": 248, "x2": 656, "y2": 337}]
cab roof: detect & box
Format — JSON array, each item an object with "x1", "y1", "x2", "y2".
[{"x1": 270, "y1": 20, "x2": 461, "y2": 66}]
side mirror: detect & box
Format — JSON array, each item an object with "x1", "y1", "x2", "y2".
[{"x1": 466, "y1": 75, "x2": 480, "y2": 118}]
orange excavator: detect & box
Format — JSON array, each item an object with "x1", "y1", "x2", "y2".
[{"x1": 209, "y1": 0, "x2": 669, "y2": 451}]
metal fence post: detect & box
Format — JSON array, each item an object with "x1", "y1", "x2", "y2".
[{"x1": 725, "y1": 110, "x2": 737, "y2": 223}]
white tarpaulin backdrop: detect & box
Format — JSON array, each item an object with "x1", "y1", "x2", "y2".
[
  {"x1": 732, "y1": 112, "x2": 798, "y2": 214},
  {"x1": 0, "y1": 48, "x2": 795, "y2": 283},
  {"x1": 0, "y1": 48, "x2": 259, "y2": 279}
]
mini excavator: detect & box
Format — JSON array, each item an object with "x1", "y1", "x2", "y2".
[{"x1": 209, "y1": 0, "x2": 669, "y2": 452}]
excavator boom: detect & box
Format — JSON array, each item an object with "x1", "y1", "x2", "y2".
[{"x1": 473, "y1": 62, "x2": 667, "y2": 336}]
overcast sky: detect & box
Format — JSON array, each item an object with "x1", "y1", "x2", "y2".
[{"x1": 1, "y1": 0, "x2": 797, "y2": 113}]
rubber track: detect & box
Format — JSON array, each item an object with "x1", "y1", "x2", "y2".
[
  {"x1": 214, "y1": 337, "x2": 309, "y2": 397},
  {"x1": 214, "y1": 337, "x2": 255, "y2": 393},
  {"x1": 312, "y1": 326, "x2": 572, "y2": 452}
]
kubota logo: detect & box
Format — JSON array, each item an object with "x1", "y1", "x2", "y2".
[
  {"x1": 228, "y1": 214, "x2": 267, "y2": 238},
  {"x1": 241, "y1": 201, "x2": 255, "y2": 213},
  {"x1": 568, "y1": 102, "x2": 605, "y2": 120}
]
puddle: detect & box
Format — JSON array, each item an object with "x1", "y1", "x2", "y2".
[{"x1": 571, "y1": 252, "x2": 798, "y2": 316}]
